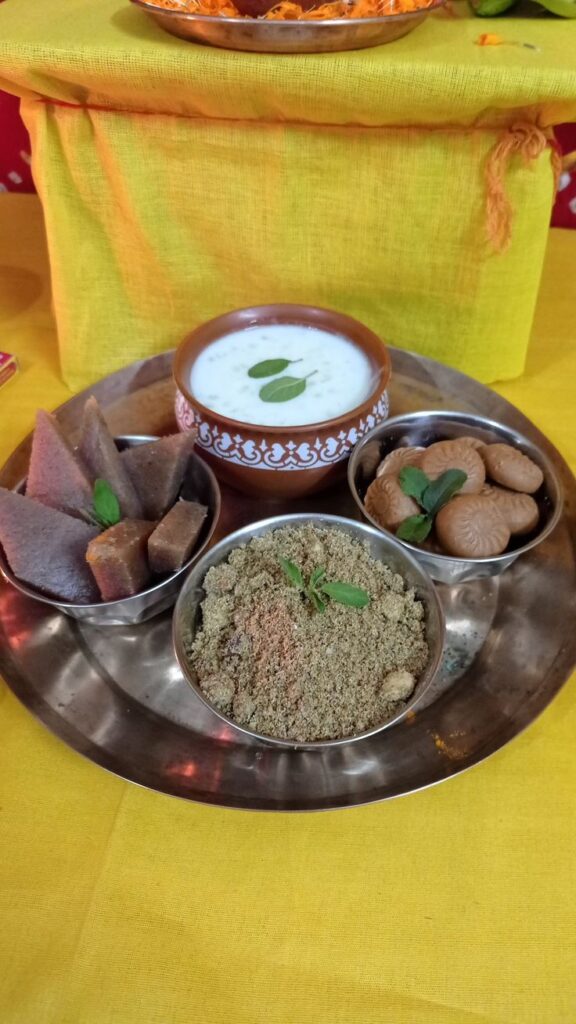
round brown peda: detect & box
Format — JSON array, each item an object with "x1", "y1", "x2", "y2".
[
  {"x1": 435, "y1": 495, "x2": 510, "y2": 558},
  {"x1": 481, "y1": 484, "x2": 540, "y2": 535},
  {"x1": 365, "y1": 475, "x2": 420, "y2": 531},
  {"x1": 457, "y1": 436, "x2": 486, "y2": 451},
  {"x1": 419, "y1": 440, "x2": 485, "y2": 494},
  {"x1": 481, "y1": 443, "x2": 544, "y2": 494},
  {"x1": 376, "y1": 446, "x2": 424, "y2": 478}
]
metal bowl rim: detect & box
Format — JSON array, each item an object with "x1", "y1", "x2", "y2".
[
  {"x1": 0, "y1": 436, "x2": 222, "y2": 613},
  {"x1": 172, "y1": 511, "x2": 445, "y2": 749},
  {"x1": 347, "y1": 409, "x2": 565, "y2": 567}
]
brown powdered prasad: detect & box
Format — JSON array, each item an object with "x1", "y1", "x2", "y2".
[
  {"x1": 86, "y1": 520, "x2": 156, "y2": 601},
  {"x1": 187, "y1": 525, "x2": 429, "y2": 743},
  {"x1": 0, "y1": 487, "x2": 99, "y2": 603},
  {"x1": 121, "y1": 434, "x2": 194, "y2": 520},
  {"x1": 148, "y1": 500, "x2": 207, "y2": 575},
  {"x1": 26, "y1": 410, "x2": 93, "y2": 520}
]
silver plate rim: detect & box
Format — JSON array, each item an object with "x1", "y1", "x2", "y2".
[{"x1": 1, "y1": 347, "x2": 575, "y2": 811}]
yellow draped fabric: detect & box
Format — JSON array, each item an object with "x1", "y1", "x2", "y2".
[
  {"x1": 0, "y1": 0, "x2": 575, "y2": 389},
  {"x1": 1, "y1": 194, "x2": 576, "y2": 1024}
]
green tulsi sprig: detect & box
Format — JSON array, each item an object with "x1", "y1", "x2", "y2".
[
  {"x1": 279, "y1": 557, "x2": 370, "y2": 613},
  {"x1": 259, "y1": 372, "x2": 317, "y2": 404},
  {"x1": 396, "y1": 466, "x2": 467, "y2": 543},
  {"x1": 247, "y1": 358, "x2": 302, "y2": 379},
  {"x1": 246, "y1": 357, "x2": 317, "y2": 403},
  {"x1": 91, "y1": 479, "x2": 121, "y2": 529}
]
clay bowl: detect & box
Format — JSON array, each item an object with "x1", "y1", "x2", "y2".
[
  {"x1": 173, "y1": 304, "x2": 391, "y2": 500},
  {"x1": 348, "y1": 411, "x2": 564, "y2": 585}
]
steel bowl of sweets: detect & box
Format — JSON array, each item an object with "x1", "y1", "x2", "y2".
[
  {"x1": 0, "y1": 397, "x2": 220, "y2": 625},
  {"x1": 348, "y1": 411, "x2": 563, "y2": 585}
]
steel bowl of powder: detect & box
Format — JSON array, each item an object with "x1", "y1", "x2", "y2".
[{"x1": 173, "y1": 514, "x2": 444, "y2": 748}]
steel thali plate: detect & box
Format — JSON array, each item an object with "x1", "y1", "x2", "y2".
[{"x1": 0, "y1": 349, "x2": 575, "y2": 810}]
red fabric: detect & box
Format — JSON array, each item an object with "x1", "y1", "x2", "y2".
[
  {"x1": 551, "y1": 123, "x2": 576, "y2": 230},
  {"x1": 0, "y1": 90, "x2": 34, "y2": 193}
]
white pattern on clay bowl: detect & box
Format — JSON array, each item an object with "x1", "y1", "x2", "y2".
[{"x1": 175, "y1": 388, "x2": 390, "y2": 472}]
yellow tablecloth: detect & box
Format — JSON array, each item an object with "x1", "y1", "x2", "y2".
[
  {"x1": 1, "y1": 194, "x2": 576, "y2": 1024},
  {"x1": 1, "y1": 0, "x2": 576, "y2": 391}
]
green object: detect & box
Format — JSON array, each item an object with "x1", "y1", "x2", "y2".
[
  {"x1": 310, "y1": 567, "x2": 326, "y2": 588},
  {"x1": 396, "y1": 514, "x2": 433, "y2": 544},
  {"x1": 320, "y1": 582, "x2": 371, "y2": 609},
  {"x1": 247, "y1": 358, "x2": 300, "y2": 379},
  {"x1": 537, "y1": 0, "x2": 576, "y2": 17},
  {"x1": 279, "y1": 557, "x2": 304, "y2": 589},
  {"x1": 310, "y1": 591, "x2": 327, "y2": 614},
  {"x1": 259, "y1": 373, "x2": 315, "y2": 403},
  {"x1": 397, "y1": 467, "x2": 468, "y2": 546},
  {"x1": 278, "y1": 558, "x2": 370, "y2": 612},
  {"x1": 421, "y1": 470, "x2": 468, "y2": 517},
  {"x1": 92, "y1": 478, "x2": 121, "y2": 529},
  {"x1": 398, "y1": 467, "x2": 429, "y2": 504},
  {"x1": 469, "y1": 0, "x2": 519, "y2": 16}
]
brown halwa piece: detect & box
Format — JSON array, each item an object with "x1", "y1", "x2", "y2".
[
  {"x1": 0, "y1": 487, "x2": 99, "y2": 603},
  {"x1": 376, "y1": 446, "x2": 424, "y2": 478},
  {"x1": 481, "y1": 443, "x2": 544, "y2": 494},
  {"x1": 78, "y1": 397, "x2": 143, "y2": 519},
  {"x1": 435, "y1": 495, "x2": 510, "y2": 558},
  {"x1": 26, "y1": 410, "x2": 93, "y2": 520},
  {"x1": 365, "y1": 475, "x2": 420, "y2": 531},
  {"x1": 148, "y1": 500, "x2": 208, "y2": 575},
  {"x1": 86, "y1": 519, "x2": 156, "y2": 601},
  {"x1": 121, "y1": 434, "x2": 195, "y2": 520},
  {"x1": 482, "y1": 484, "x2": 539, "y2": 535},
  {"x1": 419, "y1": 440, "x2": 485, "y2": 494}
]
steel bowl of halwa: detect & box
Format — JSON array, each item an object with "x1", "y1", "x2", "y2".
[{"x1": 173, "y1": 513, "x2": 444, "y2": 749}]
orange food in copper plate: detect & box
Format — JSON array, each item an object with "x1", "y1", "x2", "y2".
[{"x1": 150, "y1": 0, "x2": 437, "y2": 18}]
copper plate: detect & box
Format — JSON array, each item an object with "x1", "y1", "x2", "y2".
[
  {"x1": 1, "y1": 349, "x2": 575, "y2": 810},
  {"x1": 129, "y1": 0, "x2": 445, "y2": 54}
]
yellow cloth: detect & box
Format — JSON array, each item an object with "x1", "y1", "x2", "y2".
[
  {"x1": 1, "y1": 194, "x2": 576, "y2": 1024},
  {"x1": 0, "y1": 0, "x2": 575, "y2": 390}
]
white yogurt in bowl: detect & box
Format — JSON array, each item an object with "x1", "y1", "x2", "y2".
[{"x1": 189, "y1": 324, "x2": 376, "y2": 428}]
